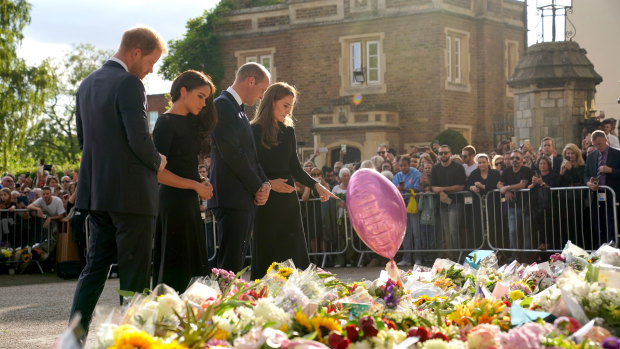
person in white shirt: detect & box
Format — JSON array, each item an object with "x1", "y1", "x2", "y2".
[
  {"x1": 27, "y1": 186, "x2": 65, "y2": 234},
  {"x1": 603, "y1": 119, "x2": 620, "y2": 148},
  {"x1": 461, "y1": 145, "x2": 478, "y2": 178}
]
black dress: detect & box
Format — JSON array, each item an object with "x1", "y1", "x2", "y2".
[
  {"x1": 250, "y1": 123, "x2": 317, "y2": 279},
  {"x1": 153, "y1": 113, "x2": 208, "y2": 292}
]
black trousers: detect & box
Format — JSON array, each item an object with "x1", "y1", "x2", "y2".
[
  {"x1": 69, "y1": 210, "x2": 155, "y2": 335},
  {"x1": 213, "y1": 207, "x2": 255, "y2": 274}
]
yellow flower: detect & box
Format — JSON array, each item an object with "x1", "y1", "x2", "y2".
[
  {"x1": 278, "y1": 267, "x2": 293, "y2": 278},
  {"x1": 311, "y1": 316, "x2": 342, "y2": 343},
  {"x1": 110, "y1": 325, "x2": 155, "y2": 349},
  {"x1": 415, "y1": 295, "x2": 431, "y2": 306},
  {"x1": 266, "y1": 262, "x2": 278, "y2": 274},
  {"x1": 273, "y1": 273, "x2": 287, "y2": 282},
  {"x1": 280, "y1": 323, "x2": 289, "y2": 332},
  {"x1": 447, "y1": 302, "x2": 473, "y2": 327},
  {"x1": 212, "y1": 328, "x2": 229, "y2": 340},
  {"x1": 295, "y1": 311, "x2": 312, "y2": 332},
  {"x1": 509, "y1": 290, "x2": 525, "y2": 301}
]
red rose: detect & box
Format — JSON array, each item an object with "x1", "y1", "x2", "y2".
[
  {"x1": 431, "y1": 332, "x2": 449, "y2": 341},
  {"x1": 407, "y1": 326, "x2": 430, "y2": 342},
  {"x1": 345, "y1": 325, "x2": 359, "y2": 342},
  {"x1": 328, "y1": 332, "x2": 350, "y2": 349},
  {"x1": 382, "y1": 318, "x2": 396, "y2": 330},
  {"x1": 359, "y1": 316, "x2": 379, "y2": 338}
]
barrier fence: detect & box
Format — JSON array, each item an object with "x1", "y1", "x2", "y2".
[
  {"x1": 3, "y1": 186, "x2": 618, "y2": 275},
  {"x1": 0, "y1": 209, "x2": 53, "y2": 274}
]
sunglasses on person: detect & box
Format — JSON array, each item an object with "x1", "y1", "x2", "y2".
[
  {"x1": 438, "y1": 151, "x2": 450, "y2": 155},
  {"x1": 310, "y1": 172, "x2": 321, "y2": 177},
  {"x1": 377, "y1": 151, "x2": 386, "y2": 155},
  {"x1": 61, "y1": 180, "x2": 71, "y2": 183}
]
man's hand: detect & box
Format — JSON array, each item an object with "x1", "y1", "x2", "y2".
[
  {"x1": 600, "y1": 165, "x2": 612, "y2": 174},
  {"x1": 439, "y1": 191, "x2": 449, "y2": 204},
  {"x1": 158, "y1": 153, "x2": 167, "y2": 173},
  {"x1": 270, "y1": 178, "x2": 295, "y2": 193},
  {"x1": 254, "y1": 183, "x2": 271, "y2": 206},
  {"x1": 587, "y1": 178, "x2": 599, "y2": 191},
  {"x1": 42, "y1": 217, "x2": 51, "y2": 228},
  {"x1": 36, "y1": 209, "x2": 44, "y2": 218},
  {"x1": 504, "y1": 190, "x2": 514, "y2": 202}
]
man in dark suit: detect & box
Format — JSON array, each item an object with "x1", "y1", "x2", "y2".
[
  {"x1": 208, "y1": 62, "x2": 271, "y2": 273},
  {"x1": 534, "y1": 137, "x2": 563, "y2": 174},
  {"x1": 584, "y1": 130, "x2": 620, "y2": 246},
  {"x1": 69, "y1": 26, "x2": 167, "y2": 336}
]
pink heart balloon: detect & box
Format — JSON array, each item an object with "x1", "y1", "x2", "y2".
[{"x1": 345, "y1": 169, "x2": 407, "y2": 259}]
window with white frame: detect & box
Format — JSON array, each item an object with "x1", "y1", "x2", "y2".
[
  {"x1": 236, "y1": 48, "x2": 276, "y2": 80},
  {"x1": 339, "y1": 33, "x2": 385, "y2": 97},
  {"x1": 244, "y1": 54, "x2": 273, "y2": 73},
  {"x1": 445, "y1": 28, "x2": 470, "y2": 89},
  {"x1": 505, "y1": 40, "x2": 519, "y2": 79}
]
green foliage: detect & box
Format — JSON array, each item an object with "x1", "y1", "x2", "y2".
[
  {"x1": 0, "y1": 0, "x2": 57, "y2": 171},
  {"x1": 25, "y1": 43, "x2": 112, "y2": 164},
  {"x1": 160, "y1": 0, "x2": 286, "y2": 86},
  {"x1": 433, "y1": 128, "x2": 469, "y2": 154}
]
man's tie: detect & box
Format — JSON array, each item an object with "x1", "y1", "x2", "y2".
[{"x1": 597, "y1": 152, "x2": 603, "y2": 180}]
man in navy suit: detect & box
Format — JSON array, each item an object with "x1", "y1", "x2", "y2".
[
  {"x1": 584, "y1": 130, "x2": 620, "y2": 247},
  {"x1": 69, "y1": 26, "x2": 167, "y2": 336},
  {"x1": 208, "y1": 63, "x2": 271, "y2": 273},
  {"x1": 534, "y1": 137, "x2": 563, "y2": 174}
]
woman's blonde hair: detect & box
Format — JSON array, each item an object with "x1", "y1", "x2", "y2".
[
  {"x1": 251, "y1": 82, "x2": 297, "y2": 149},
  {"x1": 562, "y1": 143, "x2": 585, "y2": 167}
]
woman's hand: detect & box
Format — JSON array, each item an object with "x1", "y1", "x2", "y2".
[
  {"x1": 315, "y1": 183, "x2": 339, "y2": 202},
  {"x1": 196, "y1": 181, "x2": 213, "y2": 200},
  {"x1": 270, "y1": 178, "x2": 295, "y2": 193}
]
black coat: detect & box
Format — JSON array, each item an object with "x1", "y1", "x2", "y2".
[
  {"x1": 208, "y1": 90, "x2": 268, "y2": 210},
  {"x1": 75, "y1": 60, "x2": 160, "y2": 215}
]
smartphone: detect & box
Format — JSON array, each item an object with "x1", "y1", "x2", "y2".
[
  {"x1": 340, "y1": 144, "x2": 347, "y2": 153},
  {"x1": 591, "y1": 177, "x2": 599, "y2": 185},
  {"x1": 318, "y1": 147, "x2": 328, "y2": 153},
  {"x1": 43, "y1": 164, "x2": 52, "y2": 171}
]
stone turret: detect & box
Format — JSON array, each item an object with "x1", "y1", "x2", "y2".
[{"x1": 508, "y1": 41, "x2": 602, "y2": 148}]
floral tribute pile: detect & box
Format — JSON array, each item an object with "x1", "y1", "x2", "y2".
[{"x1": 92, "y1": 242, "x2": 620, "y2": 349}]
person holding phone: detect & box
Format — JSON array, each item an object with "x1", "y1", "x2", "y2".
[
  {"x1": 392, "y1": 155, "x2": 421, "y2": 266},
  {"x1": 584, "y1": 130, "x2": 620, "y2": 247}
]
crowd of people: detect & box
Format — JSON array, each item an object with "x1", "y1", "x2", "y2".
[
  {"x1": 285, "y1": 122, "x2": 620, "y2": 268},
  {"x1": 1, "y1": 25, "x2": 617, "y2": 342},
  {"x1": 0, "y1": 162, "x2": 80, "y2": 252}
]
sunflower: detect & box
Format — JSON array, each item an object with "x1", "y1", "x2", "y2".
[
  {"x1": 266, "y1": 262, "x2": 278, "y2": 274},
  {"x1": 21, "y1": 253, "x2": 32, "y2": 263},
  {"x1": 110, "y1": 328, "x2": 155, "y2": 349},
  {"x1": 311, "y1": 316, "x2": 342, "y2": 343},
  {"x1": 415, "y1": 295, "x2": 431, "y2": 306},
  {"x1": 277, "y1": 267, "x2": 293, "y2": 278},
  {"x1": 295, "y1": 311, "x2": 312, "y2": 332},
  {"x1": 152, "y1": 341, "x2": 189, "y2": 349}
]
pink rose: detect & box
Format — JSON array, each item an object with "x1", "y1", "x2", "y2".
[{"x1": 467, "y1": 324, "x2": 501, "y2": 349}]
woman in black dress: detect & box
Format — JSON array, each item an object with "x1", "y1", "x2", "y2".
[
  {"x1": 249, "y1": 82, "x2": 335, "y2": 279},
  {"x1": 467, "y1": 154, "x2": 502, "y2": 247},
  {"x1": 153, "y1": 70, "x2": 216, "y2": 292}
]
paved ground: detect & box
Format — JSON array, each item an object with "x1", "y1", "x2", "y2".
[{"x1": 0, "y1": 266, "x2": 385, "y2": 348}]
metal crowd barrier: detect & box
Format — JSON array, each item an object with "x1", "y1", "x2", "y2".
[
  {"x1": 203, "y1": 186, "x2": 620, "y2": 268},
  {"x1": 347, "y1": 191, "x2": 486, "y2": 265},
  {"x1": 0, "y1": 209, "x2": 52, "y2": 274},
  {"x1": 485, "y1": 186, "x2": 619, "y2": 254}
]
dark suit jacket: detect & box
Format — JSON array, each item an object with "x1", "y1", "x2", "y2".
[
  {"x1": 532, "y1": 155, "x2": 563, "y2": 174},
  {"x1": 75, "y1": 60, "x2": 160, "y2": 216},
  {"x1": 208, "y1": 90, "x2": 268, "y2": 210},
  {"x1": 584, "y1": 146, "x2": 620, "y2": 194}
]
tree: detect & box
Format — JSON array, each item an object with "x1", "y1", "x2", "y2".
[
  {"x1": 434, "y1": 128, "x2": 469, "y2": 155},
  {"x1": 0, "y1": 0, "x2": 56, "y2": 170},
  {"x1": 26, "y1": 44, "x2": 112, "y2": 163}
]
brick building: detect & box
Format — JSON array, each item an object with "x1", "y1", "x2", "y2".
[{"x1": 213, "y1": 0, "x2": 526, "y2": 166}]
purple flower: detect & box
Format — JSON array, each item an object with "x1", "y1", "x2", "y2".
[{"x1": 603, "y1": 337, "x2": 620, "y2": 349}]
